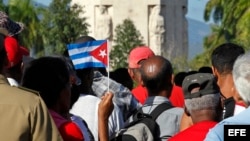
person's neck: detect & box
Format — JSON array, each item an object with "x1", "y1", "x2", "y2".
[
  {"x1": 190, "y1": 109, "x2": 219, "y2": 124},
  {"x1": 217, "y1": 74, "x2": 234, "y2": 99},
  {"x1": 149, "y1": 90, "x2": 170, "y2": 98},
  {"x1": 80, "y1": 87, "x2": 94, "y2": 95},
  {"x1": 51, "y1": 104, "x2": 70, "y2": 120}
]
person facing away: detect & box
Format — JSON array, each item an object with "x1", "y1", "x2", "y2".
[
  {"x1": 0, "y1": 11, "x2": 29, "y2": 86},
  {"x1": 60, "y1": 55, "x2": 95, "y2": 141},
  {"x1": 211, "y1": 43, "x2": 246, "y2": 118},
  {"x1": 4, "y1": 35, "x2": 29, "y2": 86},
  {"x1": 69, "y1": 36, "x2": 124, "y2": 141},
  {"x1": 127, "y1": 46, "x2": 155, "y2": 104},
  {"x1": 126, "y1": 55, "x2": 184, "y2": 141},
  {"x1": 173, "y1": 71, "x2": 187, "y2": 87},
  {"x1": 204, "y1": 51, "x2": 250, "y2": 141},
  {"x1": 169, "y1": 73, "x2": 223, "y2": 141},
  {"x1": 21, "y1": 56, "x2": 84, "y2": 141},
  {"x1": 0, "y1": 34, "x2": 62, "y2": 140},
  {"x1": 180, "y1": 43, "x2": 246, "y2": 131},
  {"x1": 128, "y1": 46, "x2": 185, "y2": 108},
  {"x1": 110, "y1": 67, "x2": 134, "y2": 90},
  {"x1": 198, "y1": 66, "x2": 213, "y2": 74}
]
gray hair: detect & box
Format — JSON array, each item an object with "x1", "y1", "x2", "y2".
[
  {"x1": 185, "y1": 93, "x2": 221, "y2": 112},
  {"x1": 233, "y1": 52, "x2": 250, "y2": 105}
]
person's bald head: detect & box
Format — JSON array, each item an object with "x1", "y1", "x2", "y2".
[{"x1": 140, "y1": 55, "x2": 173, "y2": 97}]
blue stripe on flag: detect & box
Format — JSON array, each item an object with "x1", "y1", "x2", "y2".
[
  {"x1": 74, "y1": 62, "x2": 106, "y2": 69},
  {"x1": 67, "y1": 40, "x2": 106, "y2": 50}
]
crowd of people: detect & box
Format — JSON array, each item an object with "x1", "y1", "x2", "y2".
[{"x1": 1, "y1": 10, "x2": 250, "y2": 141}]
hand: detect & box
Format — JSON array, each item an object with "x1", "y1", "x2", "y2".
[
  {"x1": 98, "y1": 92, "x2": 114, "y2": 141},
  {"x1": 98, "y1": 92, "x2": 114, "y2": 120}
]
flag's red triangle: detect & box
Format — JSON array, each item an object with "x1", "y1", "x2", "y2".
[{"x1": 90, "y1": 41, "x2": 108, "y2": 66}]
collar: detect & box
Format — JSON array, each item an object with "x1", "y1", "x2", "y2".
[
  {"x1": 7, "y1": 77, "x2": 19, "y2": 86},
  {"x1": 144, "y1": 96, "x2": 171, "y2": 105}
]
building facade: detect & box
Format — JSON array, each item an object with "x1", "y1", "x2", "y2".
[{"x1": 72, "y1": 0, "x2": 188, "y2": 62}]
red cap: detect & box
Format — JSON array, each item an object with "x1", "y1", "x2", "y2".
[
  {"x1": 4, "y1": 36, "x2": 29, "y2": 68},
  {"x1": 128, "y1": 46, "x2": 155, "y2": 68}
]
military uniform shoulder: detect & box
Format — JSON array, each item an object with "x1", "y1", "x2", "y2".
[{"x1": 16, "y1": 86, "x2": 40, "y2": 96}]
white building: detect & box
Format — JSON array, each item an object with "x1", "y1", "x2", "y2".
[{"x1": 72, "y1": 0, "x2": 188, "y2": 62}]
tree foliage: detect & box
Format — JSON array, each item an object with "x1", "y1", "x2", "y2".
[
  {"x1": 40, "y1": 0, "x2": 89, "y2": 55},
  {"x1": 110, "y1": 19, "x2": 144, "y2": 70},
  {"x1": 0, "y1": 0, "x2": 89, "y2": 57},
  {"x1": 191, "y1": 0, "x2": 250, "y2": 69}
]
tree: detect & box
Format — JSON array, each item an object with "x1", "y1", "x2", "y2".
[
  {"x1": 40, "y1": 0, "x2": 89, "y2": 55},
  {"x1": 203, "y1": 0, "x2": 250, "y2": 48},
  {"x1": 191, "y1": 0, "x2": 250, "y2": 69},
  {"x1": 110, "y1": 19, "x2": 144, "y2": 70},
  {"x1": 0, "y1": 0, "x2": 7, "y2": 11}
]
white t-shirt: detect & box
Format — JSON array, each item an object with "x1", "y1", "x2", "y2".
[
  {"x1": 70, "y1": 94, "x2": 124, "y2": 141},
  {"x1": 234, "y1": 103, "x2": 246, "y2": 115}
]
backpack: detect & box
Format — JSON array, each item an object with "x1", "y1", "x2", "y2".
[{"x1": 110, "y1": 103, "x2": 173, "y2": 141}]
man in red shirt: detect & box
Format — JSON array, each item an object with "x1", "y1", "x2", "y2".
[
  {"x1": 127, "y1": 46, "x2": 154, "y2": 104},
  {"x1": 169, "y1": 73, "x2": 223, "y2": 141},
  {"x1": 128, "y1": 46, "x2": 185, "y2": 107}
]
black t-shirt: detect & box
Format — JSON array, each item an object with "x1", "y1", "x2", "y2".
[{"x1": 222, "y1": 97, "x2": 235, "y2": 119}]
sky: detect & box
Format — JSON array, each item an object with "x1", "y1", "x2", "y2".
[
  {"x1": 186, "y1": 0, "x2": 210, "y2": 22},
  {"x1": 34, "y1": 0, "x2": 210, "y2": 23},
  {"x1": 34, "y1": 0, "x2": 51, "y2": 6}
]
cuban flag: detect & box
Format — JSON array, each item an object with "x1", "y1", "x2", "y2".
[{"x1": 67, "y1": 40, "x2": 108, "y2": 69}]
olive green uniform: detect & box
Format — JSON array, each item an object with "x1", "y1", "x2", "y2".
[{"x1": 0, "y1": 75, "x2": 63, "y2": 141}]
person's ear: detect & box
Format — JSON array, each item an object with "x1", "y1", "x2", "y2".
[
  {"x1": 141, "y1": 79, "x2": 145, "y2": 87},
  {"x1": 171, "y1": 74, "x2": 174, "y2": 84},
  {"x1": 212, "y1": 66, "x2": 218, "y2": 76},
  {"x1": 128, "y1": 68, "x2": 135, "y2": 80}
]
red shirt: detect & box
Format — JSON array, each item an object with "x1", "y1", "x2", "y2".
[
  {"x1": 168, "y1": 121, "x2": 217, "y2": 141},
  {"x1": 169, "y1": 85, "x2": 185, "y2": 107},
  {"x1": 59, "y1": 121, "x2": 85, "y2": 141},
  {"x1": 131, "y1": 85, "x2": 148, "y2": 104},
  {"x1": 49, "y1": 110, "x2": 84, "y2": 141},
  {"x1": 132, "y1": 85, "x2": 184, "y2": 107}
]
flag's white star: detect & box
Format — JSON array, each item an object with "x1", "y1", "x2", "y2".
[{"x1": 99, "y1": 49, "x2": 107, "y2": 58}]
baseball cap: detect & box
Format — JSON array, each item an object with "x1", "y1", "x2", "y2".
[
  {"x1": 0, "y1": 11, "x2": 24, "y2": 36},
  {"x1": 4, "y1": 36, "x2": 29, "y2": 68},
  {"x1": 182, "y1": 73, "x2": 220, "y2": 99},
  {"x1": 128, "y1": 46, "x2": 155, "y2": 68}
]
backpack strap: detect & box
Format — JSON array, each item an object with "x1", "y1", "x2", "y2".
[
  {"x1": 150, "y1": 103, "x2": 173, "y2": 120},
  {"x1": 133, "y1": 102, "x2": 173, "y2": 121}
]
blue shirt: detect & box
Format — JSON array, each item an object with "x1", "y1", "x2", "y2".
[{"x1": 204, "y1": 107, "x2": 249, "y2": 141}]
